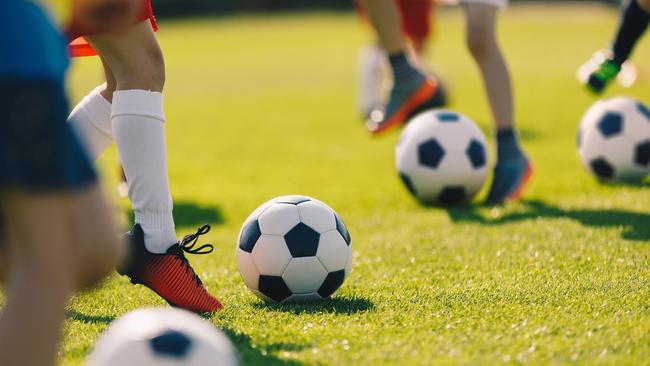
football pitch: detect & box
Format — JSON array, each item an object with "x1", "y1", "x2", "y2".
[{"x1": 20, "y1": 3, "x2": 650, "y2": 365}]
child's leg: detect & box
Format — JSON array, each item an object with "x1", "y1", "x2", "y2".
[
  {"x1": 462, "y1": 3, "x2": 532, "y2": 204},
  {"x1": 361, "y1": 0, "x2": 405, "y2": 54},
  {"x1": 0, "y1": 186, "x2": 120, "y2": 366},
  {"x1": 82, "y1": 21, "x2": 223, "y2": 314},
  {"x1": 612, "y1": 0, "x2": 650, "y2": 66},
  {"x1": 87, "y1": 21, "x2": 176, "y2": 254},
  {"x1": 583, "y1": 0, "x2": 650, "y2": 93},
  {"x1": 361, "y1": 0, "x2": 443, "y2": 135},
  {"x1": 462, "y1": 3, "x2": 512, "y2": 130}
]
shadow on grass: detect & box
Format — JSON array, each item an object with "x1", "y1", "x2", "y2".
[
  {"x1": 127, "y1": 201, "x2": 224, "y2": 228},
  {"x1": 447, "y1": 199, "x2": 650, "y2": 241},
  {"x1": 220, "y1": 327, "x2": 306, "y2": 366},
  {"x1": 66, "y1": 309, "x2": 116, "y2": 325},
  {"x1": 253, "y1": 296, "x2": 374, "y2": 315}
]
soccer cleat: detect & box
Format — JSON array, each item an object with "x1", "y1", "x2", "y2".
[
  {"x1": 586, "y1": 59, "x2": 621, "y2": 94},
  {"x1": 366, "y1": 74, "x2": 444, "y2": 135},
  {"x1": 485, "y1": 154, "x2": 533, "y2": 205},
  {"x1": 578, "y1": 51, "x2": 622, "y2": 94},
  {"x1": 117, "y1": 224, "x2": 223, "y2": 314}
]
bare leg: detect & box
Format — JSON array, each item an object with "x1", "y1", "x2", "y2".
[
  {"x1": 463, "y1": 3, "x2": 513, "y2": 129},
  {"x1": 89, "y1": 20, "x2": 165, "y2": 96},
  {"x1": 0, "y1": 186, "x2": 120, "y2": 366},
  {"x1": 360, "y1": 0, "x2": 405, "y2": 54}
]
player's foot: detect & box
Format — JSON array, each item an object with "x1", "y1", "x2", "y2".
[
  {"x1": 586, "y1": 59, "x2": 621, "y2": 94},
  {"x1": 578, "y1": 51, "x2": 621, "y2": 94},
  {"x1": 485, "y1": 154, "x2": 533, "y2": 205},
  {"x1": 117, "y1": 224, "x2": 224, "y2": 314},
  {"x1": 366, "y1": 75, "x2": 443, "y2": 135}
]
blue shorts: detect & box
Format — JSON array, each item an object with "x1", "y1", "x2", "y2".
[
  {"x1": 0, "y1": 1, "x2": 96, "y2": 191},
  {"x1": 0, "y1": 80, "x2": 97, "y2": 191}
]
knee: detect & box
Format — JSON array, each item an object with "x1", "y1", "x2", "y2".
[
  {"x1": 116, "y1": 45, "x2": 166, "y2": 91},
  {"x1": 466, "y1": 26, "x2": 495, "y2": 61}
]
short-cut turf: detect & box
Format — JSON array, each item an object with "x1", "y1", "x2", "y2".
[{"x1": 2, "y1": 4, "x2": 648, "y2": 365}]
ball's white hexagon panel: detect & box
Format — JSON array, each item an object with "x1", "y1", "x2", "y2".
[
  {"x1": 258, "y1": 203, "x2": 300, "y2": 235},
  {"x1": 237, "y1": 248, "x2": 260, "y2": 290},
  {"x1": 315, "y1": 230, "x2": 349, "y2": 272},
  {"x1": 251, "y1": 235, "x2": 292, "y2": 276},
  {"x1": 282, "y1": 257, "x2": 328, "y2": 294},
  {"x1": 297, "y1": 201, "x2": 336, "y2": 234},
  {"x1": 345, "y1": 249, "x2": 353, "y2": 276}
]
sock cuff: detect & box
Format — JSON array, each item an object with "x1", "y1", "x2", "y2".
[
  {"x1": 112, "y1": 90, "x2": 165, "y2": 122},
  {"x1": 388, "y1": 51, "x2": 408, "y2": 64},
  {"x1": 135, "y1": 210, "x2": 177, "y2": 251},
  {"x1": 496, "y1": 128, "x2": 517, "y2": 140}
]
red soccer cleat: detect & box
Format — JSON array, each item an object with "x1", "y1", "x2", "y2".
[
  {"x1": 117, "y1": 224, "x2": 223, "y2": 314},
  {"x1": 366, "y1": 76, "x2": 444, "y2": 136}
]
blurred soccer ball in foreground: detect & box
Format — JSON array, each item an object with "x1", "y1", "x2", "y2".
[
  {"x1": 86, "y1": 308, "x2": 237, "y2": 366},
  {"x1": 396, "y1": 110, "x2": 489, "y2": 205},
  {"x1": 237, "y1": 195, "x2": 352, "y2": 303},
  {"x1": 578, "y1": 97, "x2": 650, "y2": 182}
]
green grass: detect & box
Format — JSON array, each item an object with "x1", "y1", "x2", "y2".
[{"x1": 5, "y1": 4, "x2": 650, "y2": 365}]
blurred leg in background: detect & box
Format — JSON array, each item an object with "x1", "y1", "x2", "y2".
[
  {"x1": 582, "y1": 0, "x2": 650, "y2": 93},
  {"x1": 360, "y1": 0, "x2": 445, "y2": 135},
  {"x1": 460, "y1": 1, "x2": 532, "y2": 204}
]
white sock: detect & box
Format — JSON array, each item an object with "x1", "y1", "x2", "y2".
[
  {"x1": 112, "y1": 90, "x2": 177, "y2": 253},
  {"x1": 357, "y1": 45, "x2": 387, "y2": 116},
  {"x1": 68, "y1": 84, "x2": 113, "y2": 160}
]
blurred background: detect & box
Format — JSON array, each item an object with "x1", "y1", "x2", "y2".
[{"x1": 152, "y1": 0, "x2": 621, "y2": 17}]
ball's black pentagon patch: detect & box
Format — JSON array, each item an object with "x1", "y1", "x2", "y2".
[
  {"x1": 334, "y1": 214, "x2": 351, "y2": 246},
  {"x1": 276, "y1": 195, "x2": 311, "y2": 205},
  {"x1": 466, "y1": 139, "x2": 486, "y2": 168},
  {"x1": 239, "y1": 219, "x2": 261, "y2": 253},
  {"x1": 590, "y1": 158, "x2": 614, "y2": 179},
  {"x1": 637, "y1": 102, "x2": 650, "y2": 120},
  {"x1": 634, "y1": 140, "x2": 650, "y2": 167},
  {"x1": 597, "y1": 112, "x2": 623, "y2": 137},
  {"x1": 284, "y1": 222, "x2": 320, "y2": 257},
  {"x1": 399, "y1": 172, "x2": 417, "y2": 196},
  {"x1": 149, "y1": 330, "x2": 193, "y2": 358},
  {"x1": 437, "y1": 186, "x2": 466, "y2": 205},
  {"x1": 317, "y1": 270, "x2": 345, "y2": 298},
  {"x1": 437, "y1": 112, "x2": 459, "y2": 122},
  {"x1": 258, "y1": 275, "x2": 292, "y2": 302},
  {"x1": 418, "y1": 139, "x2": 445, "y2": 169}
]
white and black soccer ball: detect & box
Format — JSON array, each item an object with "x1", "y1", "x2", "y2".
[
  {"x1": 236, "y1": 195, "x2": 352, "y2": 303},
  {"x1": 395, "y1": 110, "x2": 489, "y2": 205},
  {"x1": 86, "y1": 308, "x2": 238, "y2": 366},
  {"x1": 578, "y1": 97, "x2": 650, "y2": 181}
]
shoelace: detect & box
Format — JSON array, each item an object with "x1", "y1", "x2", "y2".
[
  {"x1": 170, "y1": 224, "x2": 214, "y2": 287},
  {"x1": 179, "y1": 224, "x2": 214, "y2": 254}
]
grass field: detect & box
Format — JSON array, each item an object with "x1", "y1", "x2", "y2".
[{"x1": 4, "y1": 3, "x2": 650, "y2": 365}]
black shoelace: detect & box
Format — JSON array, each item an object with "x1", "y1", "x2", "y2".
[{"x1": 170, "y1": 224, "x2": 214, "y2": 287}]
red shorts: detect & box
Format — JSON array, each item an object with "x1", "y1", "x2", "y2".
[
  {"x1": 356, "y1": 0, "x2": 434, "y2": 48},
  {"x1": 66, "y1": 0, "x2": 158, "y2": 57}
]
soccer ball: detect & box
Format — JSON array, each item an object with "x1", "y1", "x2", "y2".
[
  {"x1": 86, "y1": 308, "x2": 238, "y2": 366},
  {"x1": 236, "y1": 195, "x2": 352, "y2": 303},
  {"x1": 578, "y1": 97, "x2": 650, "y2": 181},
  {"x1": 395, "y1": 110, "x2": 489, "y2": 205}
]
